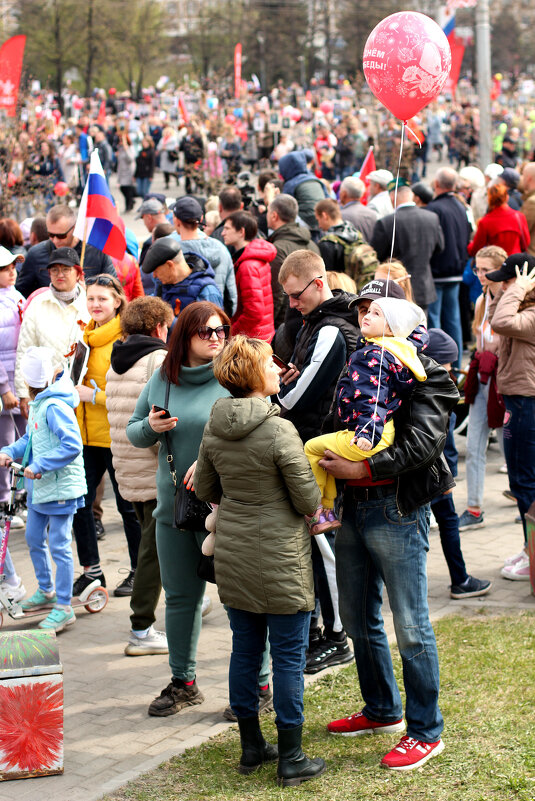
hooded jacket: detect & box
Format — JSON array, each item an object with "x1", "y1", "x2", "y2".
[
  {"x1": 489, "y1": 283, "x2": 535, "y2": 397},
  {"x1": 195, "y1": 397, "x2": 320, "y2": 614},
  {"x1": 106, "y1": 335, "x2": 167, "y2": 502},
  {"x1": 0, "y1": 286, "x2": 24, "y2": 409},
  {"x1": 232, "y1": 238, "x2": 277, "y2": 341},
  {"x1": 158, "y1": 252, "x2": 223, "y2": 315},
  {"x1": 1, "y1": 373, "x2": 86, "y2": 506},
  {"x1": 279, "y1": 151, "x2": 329, "y2": 230},
  {"x1": 76, "y1": 314, "x2": 122, "y2": 448},
  {"x1": 170, "y1": 232, "x2": 238, "y2": 316},
  {"x1": 279, "y1": 290, "x2": 360, "y2": 442},
  {"x1": 268, "y1": 223, "x2": 320, "y2": 327}
]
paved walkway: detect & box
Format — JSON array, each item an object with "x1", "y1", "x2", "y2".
[{"x1": 1, "y1": 433, "x2": 532, "y2": 801}]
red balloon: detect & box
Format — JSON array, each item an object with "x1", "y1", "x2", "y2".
[
  {"x1": 54, "y1": 181, "x2": 69, "y2": 197},
  {"x1": 319, "y1": 100, "x2": 333, "y2": 114},
  {"x1": 363, "y1": 12, "x2": 451, "y2": 121}
]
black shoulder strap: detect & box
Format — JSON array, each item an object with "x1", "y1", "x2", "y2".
[{"x1": 163, "y1": 380, "x2": 177, "y2": 487}]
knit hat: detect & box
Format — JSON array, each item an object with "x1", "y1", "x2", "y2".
[
  {"x1": 373, "y1": 297, "x2": 426, "y2": 338},
  {"x1": 425, "y1": 328, "x2": 458, "y2": 365},
  {"x1": 21, "y1": 346, "x2": 56, "y2": 389}
]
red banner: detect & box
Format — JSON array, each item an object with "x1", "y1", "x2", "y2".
[
  {"x1": 445, "y1": 34, "x2": 464, "y2": 96},
  {"x1": 234, "y1": 43, "x2": 242, "y2": 100},
  {"x1": 0, "y1": 35, "x2": 25, "y2": 117}
]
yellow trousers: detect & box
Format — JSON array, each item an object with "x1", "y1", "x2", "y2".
[{"x1": 304, "y1": 420, "x2": 395, "y2": 508}]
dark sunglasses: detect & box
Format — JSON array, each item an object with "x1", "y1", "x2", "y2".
[
  {"x1": 284, "y1": 275, "x2": 322, "y2": 301},
  {"x1": 86, "y1": 275, "x2": 120, "y2": 288},
  {"x1": 47, "y1": 224, "x2": 74, "y2": 240},
  {"x1": 197, "y1": 325, "x2": 230, "y2": 340}
]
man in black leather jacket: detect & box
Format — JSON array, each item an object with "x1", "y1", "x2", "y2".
[{"x1": 322, "y1": 288, "x2": 459, "y2": 772}]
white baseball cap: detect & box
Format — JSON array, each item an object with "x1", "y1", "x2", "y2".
[
  {"x1": 21, "y1": 346, "x2": 56, "y2": 389},
  {"x1": 0, "y1": 245, "x2": 24, "y2": 268},
  {"x1": 366, "y1": 169, "x2": 394, "y2": 187}
]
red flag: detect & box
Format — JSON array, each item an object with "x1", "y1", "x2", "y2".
[
  {"x1": 97, "y1": 100, "x2": 106, "y2": 125},
  {"x1": 358, "y1": 147, "x2": 376, "y2": 205},
  {"x1": 0, "y1": 35, "x2": 25, "y2": 117},
  {"x1": 234, "y1": 43, "x2": 242, "y2": 100},
  {"x1": 178, "y1": 94, "x2": 189, "y2": 125}
]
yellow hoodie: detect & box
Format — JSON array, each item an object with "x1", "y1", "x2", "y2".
[
  {"x1": 76, "y1": 315, "x2": 122, "y2": 447},
  {"x1": 368, "y1": 336, "x2": 427, "y2": 382}
]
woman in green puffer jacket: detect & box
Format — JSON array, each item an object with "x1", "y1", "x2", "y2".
[{"x1": 195, "y1": 335, "x2": 325, "y2": 788}]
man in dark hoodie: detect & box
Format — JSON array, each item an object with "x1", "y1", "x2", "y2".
[
  {"x1": 278, "y1": 151, "x2": 329, "y2": 237},
  {"x1": 267, "y1": 193, "x2": 320, "y2": 327},
  {"x1": 277, "y1": 249, "x2": 359, "y2": 675}
]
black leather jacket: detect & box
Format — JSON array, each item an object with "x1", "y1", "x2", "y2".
[{"x1": 367, "y1": 354, "x2": 459, "y2": 515}]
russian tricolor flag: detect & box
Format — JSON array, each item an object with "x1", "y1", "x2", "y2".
[{"x1": 74, "y1": 150, "x2": 126, "y2": 261}]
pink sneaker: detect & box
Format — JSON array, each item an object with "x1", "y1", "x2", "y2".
[
  {"x1": 327, "y1": 710, "x2": 404, "y2": 737},
  {"x1": 381, "y1": 735, "x2": 444, "y2": 771},
  {"x1": 501, "y1": 553, "x2": 530, "y2": 581},
  {"x1": 504, "y1": 549, "x2": 528, "y2": 567}
]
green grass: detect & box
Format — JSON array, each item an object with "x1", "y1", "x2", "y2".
[{"x1": 103, "y1": 611, "x2": 535, "y2": 801}]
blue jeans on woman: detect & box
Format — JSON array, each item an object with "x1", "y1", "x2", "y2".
[
  {"x1": 227, "y1": 607, "x2": 311, "y2": 729},
  {"x1": 502, "y1": 395, "x2": 535, "y2": 544},
  {"x1": 427, "y1": 281, "x2": 463, "y2": 370},
  {"x1": 136, "y1": 177, "x2": 151, "y2": 199},
  {"x1": 466, "y1": 381, "x2": 504, "y2": 509},
  {"x1": 335, "y1": 491, "x2": 443, "y2": 743}
]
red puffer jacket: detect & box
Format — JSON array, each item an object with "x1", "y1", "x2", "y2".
[{"x1": 232, "y1": 238, "x2": 277, "y2": 341}]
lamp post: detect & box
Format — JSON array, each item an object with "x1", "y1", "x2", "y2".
[
  {"x1": 476, "y1": 0, "x2": 492, "y2": 168},
  {"x1": 257, "y1": 31, "x2": 266, "y2": 93}
]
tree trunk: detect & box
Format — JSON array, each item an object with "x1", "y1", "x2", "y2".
[{"x1": 84, "y1": 0, "x2": 96, "y2": 98}]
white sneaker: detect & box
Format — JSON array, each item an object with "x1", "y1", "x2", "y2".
[
  {"x1": 429, "y1": 511, "x2": 438, "y2": 530},
  {"x1": 504, "y1": 549, "x2": 528, "y2": 567},
  {"x1": 202, "y1": 595, "x2": 212, "y2": 617},
  {"x1": 9, "y1": 515, "x2": 25, "y2": 529},
  {"x1": 501, "y1": 553, "x2": 530, "y2": 581},
  {"x1": 124, "y1": 626, "x2": 168, "y2": 656},
  {"x1": 0, "y1": 578, "x2": 26, "y2": 602}
]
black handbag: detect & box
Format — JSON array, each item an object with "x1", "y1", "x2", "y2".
[
  {"x1": 196, "y1": 554, "x2": 216, "y2": 584},
  {"x1": 162, "y1": 380, "x2": 211, "y2": 532}
]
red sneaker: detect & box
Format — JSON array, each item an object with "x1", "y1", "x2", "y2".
[
  {"x1": 381, "y1": 735, "x2": 445, "y2": 770},
  {"x1": 327, "y1": 710, "x2": 405, "y2": 737}
]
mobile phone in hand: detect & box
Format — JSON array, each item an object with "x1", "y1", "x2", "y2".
[
  {"x1": 153, "y1": 405, "x2": 171, "y2": 419},
  {"x1": 272, "y1": 354, "x2": 290, "y2": 371}
]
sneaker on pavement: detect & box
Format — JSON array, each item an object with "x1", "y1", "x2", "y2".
[
  {"x1": 0, "y1": 578, "x2": 26, "y2": 603},
  {"x1": 72, "y1": 572, "x2": 106, "y2": 597},
  {"x1": 201, "y1": 595, "x2": 212, "y2": 617},
  {"x1": 148, "y1": 678, "x2": 204, "y2": 717},
  {"x1": 21, "y1": 588, "x2": 56, "y2": 610},
  {"x1": 125, "y1": 626, "x2": 168, "y2": 656},
  {"x1": 502, "y1": 490, "x2": 516, "y2": 502},
  {"x1": 8, "y1": 514, "x2": 25, "y2": 529},
  {"x1": 458, "y1": 509, "x2": 485, "y2": 531},
  {"x1": 501, "y1": 553, "x2": 530, "y2": 581},
  {"x1": 223, "y1": 685, "x2": 273, "y2": 722},
  {"x1": 498, "y1": 463, "x2": 508, "y2": 474},
  {"x1": 114, "y1": 570, "x2": 135, "y2": 597},
  {"x1": 381, "y1": 735, "x2": 445, "y2": 770},
  {"x1": 450, "y1": 576, "x2": 492, "y2": 599},
  {"x1": 38, "y1": 606, "x2": 76, "y2": 632},
  {"x1": 327, "y1": 710, "x2": 405, "y2": 737},
  {"x1": 305, "y1": 633, "x2": 353, "y2": 674},
  {"x1": 504, "y1": 549, "x2": 528, "y2": 566}
]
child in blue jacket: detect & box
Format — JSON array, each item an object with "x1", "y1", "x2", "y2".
[
  {"x1": 0, "y1": 346, "x2": 87, "y2": 632},
  {"x1": 304, "y1": 297, "x2": 428, "y2": 534}
]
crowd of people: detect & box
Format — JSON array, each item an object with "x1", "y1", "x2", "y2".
[{"x1": 0, "y1": 84, "x2": 534, "y2": 785}]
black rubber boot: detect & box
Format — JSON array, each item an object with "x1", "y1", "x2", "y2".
[
  {"x1": 276, "y1": 725, "x2": 326, "y2": 787},
  {"x1": 237, "y1": 716, "x2": 278, "y2": 775}
]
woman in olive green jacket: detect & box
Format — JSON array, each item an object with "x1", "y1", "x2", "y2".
[{"x1": 195, "y1": 336, "x2": 325, "y2": 788}]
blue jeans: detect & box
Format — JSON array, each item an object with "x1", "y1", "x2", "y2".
[
  {"x1": 427, "y1": 282, "x2": 463, "y2": 370},
  {"x1": 502, "y1": 395, "x2": 535, "y2": 544},
  {"x1": 466, "y1": 381, "x2": 503, "y2": 508},
  {"x1": 136, "y1": 177, "x2": 151, "y2": 198},
  {"x1": 430, "y1": 494, "x2": 467, "y2": 586},
  {"x1": 227, "y1": 607, "x2": 311, "y2": 729},
  {"x1": 335, "y1": 492, "x2": 443, "y2": 743},
  {"x1": 25, "y1": 510, "x2": 74, "y2": 605}
]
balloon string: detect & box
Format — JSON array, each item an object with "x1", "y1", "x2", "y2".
[{"x1": 367, "y1": 120, "x2": 407, "y2": 446}]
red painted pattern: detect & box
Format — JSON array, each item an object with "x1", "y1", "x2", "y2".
[{"x1": 0, "y1": 681, "x2": 63, "y2": 771}]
